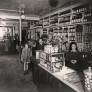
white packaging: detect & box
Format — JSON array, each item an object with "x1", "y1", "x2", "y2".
[{"x1": 36, "y1": 50, "x2": 40, "y2": 59}]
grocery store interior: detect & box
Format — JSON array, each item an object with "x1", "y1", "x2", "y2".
[{"x1": 0, "y1": 0, "x2": 92, "y2": 92}]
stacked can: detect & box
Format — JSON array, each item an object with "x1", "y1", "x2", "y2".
[{"x1": 84, "y1": 67, "x2": 92, "y2": 92}]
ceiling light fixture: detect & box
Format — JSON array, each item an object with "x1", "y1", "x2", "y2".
[
  {"x1": 20, "y1": 4, "x2": 25, "y2": 19},
  {"x1": 1, "y1": 21, "x2": 6, "y2": 25}
]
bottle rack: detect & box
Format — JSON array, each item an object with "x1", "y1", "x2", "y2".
[
  {"x1": 58, "y1": 9, "x2": 71, "y2": 25},
  {"x1": 83, "y1": 24, "x2": 92, "y2": 51},
  {"x1": 41, "y1": 3, "x2": 92, "y2": 25},
  {"x1": 50, "y1": 14, "x2": 58, "y2": 26},
  {"x1": 71, "y1": 13, "x2": 82, "y2": 23},
  {"x1": 83, "y1": 11, "x2": 92, "y2": 22},
  {"x1": 43, "y1": 17, "x2": 49, "y2": 26},
  {"x1": 68, "y1": 26, "x2": 76, "y2": 41},
  {"x1": 40, "y1": 18, "x2": 43, "y2": 25},
  {"x1": 76, "y1": 32, "x2": 82, "y2": 43},
  {"x1": 43, "y1": 28, "x2": 48, "y2": 34},
  {"x1": 40, "y1": 2, "x2": 92, "y2": 52}
]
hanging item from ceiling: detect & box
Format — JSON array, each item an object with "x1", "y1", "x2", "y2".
[{"x1": 49, "y1": 0, "x2": 58, "y2": 7}]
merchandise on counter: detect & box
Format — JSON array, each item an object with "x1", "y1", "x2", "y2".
[
  {"x1": 84, "y1": 67, "x2": 92, "y2": 91},
  {"x1": 36, "y1": 50, "x2": 41, "y2": 59},
  {"x1": 47, "y1": 53, "x2": 65, "y2": 72},
  {"x1": 63, "y1": 71, "x2": 83, "y2": 84},
  {"x1": 44, "y1": 45, "x2": 58, "y2": 54},
  {"x1": 39, "y1": 50, "x2": 65, "y2": 72}
]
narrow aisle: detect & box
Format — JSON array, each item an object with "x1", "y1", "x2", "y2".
[{"x1": 0, "y1": 54, "x2": 38, "y2": 92}]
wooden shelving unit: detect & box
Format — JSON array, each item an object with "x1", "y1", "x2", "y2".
[{"x1": 39, "y1": 2, "x2": 92, "y2": 52}]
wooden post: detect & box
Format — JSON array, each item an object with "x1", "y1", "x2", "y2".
[{"x1": 19, "y1": 17, "x2": 22, "y2": 62}]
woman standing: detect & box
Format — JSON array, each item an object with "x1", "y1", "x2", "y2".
[{"x1": 65, "y1": 42, "x2": 83, "y2": 71}]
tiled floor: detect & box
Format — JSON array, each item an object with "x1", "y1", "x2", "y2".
[{"x1": 0, "y1": 54, "x2": 38, "y2": 92}]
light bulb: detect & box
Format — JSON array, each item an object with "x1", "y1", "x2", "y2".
[
  {"x1": 21, "y1": 15, "x2": 25, "y2": 19},
  {"x1": 1, "y1": 21, "x2": 6, "y2": 25}
]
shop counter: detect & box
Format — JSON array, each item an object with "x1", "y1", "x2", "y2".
[
  {"x1": 39, "y1": 64, "x2": 84, "y2": 92},
  {"x1": 31, "y1": 56, "x2": 85, "y2": 92}
]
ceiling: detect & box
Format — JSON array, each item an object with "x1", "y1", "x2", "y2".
[{"x1": 0, "y1": 0, "x2": 87, "y2": 16}]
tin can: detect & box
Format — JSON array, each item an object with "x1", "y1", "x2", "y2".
[{"x1": 84, "y1": 67, "x2": 92, "y2": 92}]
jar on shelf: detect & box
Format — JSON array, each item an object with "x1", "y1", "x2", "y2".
[{"x1": 84, "y1": 67, "x2": 92, "y2": 92}]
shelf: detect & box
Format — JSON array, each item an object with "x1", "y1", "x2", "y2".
[
  {"x1": 59, "y1": 13, "x2": 71, "y2": 18},
  {"x1": 72, "y1": 9, "x2": 92, "y2": 15},
  {"x1": 83, "y1": 42, "x2": 92, "y2": 43},
  {"x1": 39, "y1": 2, "x2": 92, "y2": 53},
  {"x1": 81, "y1": 22, "x2": 92, "y2": 25},
  {"x1": 70, "y1": 22, "x2": 92, "y2": 25},
  {"x1": 54, "y1": 22, "x2": 92, "y2": 27}
]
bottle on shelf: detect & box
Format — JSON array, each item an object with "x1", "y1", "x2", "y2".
[{"x1": 71, "y1": 13, "x2": 82, "y2": 23}]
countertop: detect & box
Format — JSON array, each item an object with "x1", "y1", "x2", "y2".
[{"x1": 39, "y1": 64, "x2": 85, "y2": 92}]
